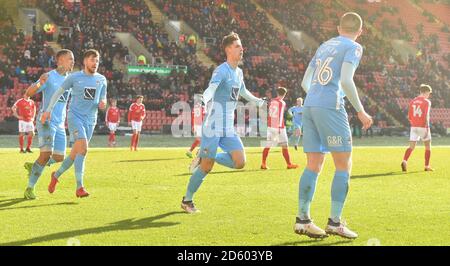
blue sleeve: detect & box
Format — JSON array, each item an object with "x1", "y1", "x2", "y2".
[
  {"x1": 287, "y1": 106, "x2": 294, "y2": 114},
  {"x1": 301, "y1": 65, "x2": 315, "y2": 93},
  {"x1": 60, "y1": 73, "x2": 74, "y2": 91},
  {"x1": 36, "y1": 78, "x2": 47, "y2": 94},
  {"x1": 210, "y1": 67, "x2": 225, "y2": 86},
  {"x1": 203, "y1": 67, "x2": 225, "y2": 104},
  {"x1": 340, "y1": 62, "x2": 364, "y2": 112},
  {"x1": 307, "y1": 45, "x2": 321, "y2": 69},
  {"x1": 100, "y1": 79, "x2": 107, "y2": 100},
  {"x1": 343, "y1": 44, "x2": 363, "y2": 69},
  {"x1": 307, "y1": 54, "x2": 317, "y2": 69},
  {"x1": 45, "y1": 74, "x2": 73, "y2": 113}
]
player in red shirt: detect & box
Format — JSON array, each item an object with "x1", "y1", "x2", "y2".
[
  {"x1": 105, "y1": 99, "x2": 120, "y2": 147},
  {"x1": 401, "y1": 84, "x2": 434, "y2": 172},
  {"x1": 128, "y1": 95, "x2": 146, "y2": 151},
  {"x1": 186, "y1": 95, "x2": 206, "y2": 158},
  {"x1": 12, "y1": 94, "x2": 36, "y2": 153},
  {"x1": 261, "y1": 87, "x2": 299, "y2": 170}
]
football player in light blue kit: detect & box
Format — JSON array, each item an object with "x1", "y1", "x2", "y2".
[
  {"x1": 288, "y1": 97, "x2": 304, "y2": 151},
  {"x1": 23, "y1": 49, "x2": 74, "y2": 200},
  {"x1": 41, "y1": 49, "x2": 107, "y2": 198},
  {"x1": 181, "y1": 32, "x2": 266, "y2": 213},
  {"x1": 293, "y1": 12, "x2": 373, "y2": 239}
]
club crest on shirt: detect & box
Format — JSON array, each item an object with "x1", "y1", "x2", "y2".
[{"x1": 355, "y1": 46, "x2": 362, "y2": 58}]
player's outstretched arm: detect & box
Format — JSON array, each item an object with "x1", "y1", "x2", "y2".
[
  {"x1": 301, "y1": 65, "x2": 315, "y2": 93},
  {"x1": 341, "y1": 62, "x2": 372, "y2": 129},
  {"x1": 239, "y1": 87, "x2": 265, "y2": 107},
  {"x1": 203, "y1": 67, "x2": 225, "y2": 105},
  {"x1": 202, "y1": 83, "x2": 218, "y2": 105},
  {"x1": 26, "y1": 73, "x2": 48, "y2": 98},
  {"x1": 41, "y1": 87, "x2": 66, "y2": 124},
  {"x1": 98, "y1": 81, "x2": 107, "y2": 110}
]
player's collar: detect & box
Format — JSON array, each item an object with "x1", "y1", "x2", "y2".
[
  {"x1": 55, "y1": 68, "x2": 68, "y2": 76},
  {"x1": 225, "y1": 61, "x2": 238, "y2": 71}
]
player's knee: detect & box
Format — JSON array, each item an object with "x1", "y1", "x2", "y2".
[
  {"x1": 201, "y1": 164, "x2": 213, "y2": 173},
  {"x1": 308, "y1": 166, "x2": 322, "y2": 173},
  {"x1": 53, "y1": 155, "x2": 64, "y2": 162},
  {"x1": 38, "y1": 153, "x2": 51, "y2": 165},
  {"x1": 234, "y1": 159, "x2": 246, "y2": 169},
  {"x1": 200, "y1": 159, "x2": 214, "y2": 173},
  {"x1": 76, "y1": 147, "x2": 88, "y2": 155},
  {"x1": 306, "y1": 160, "x2": 323, "y2": 173}
]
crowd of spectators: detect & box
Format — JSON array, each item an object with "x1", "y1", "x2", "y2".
[
  {"x1": 256, "y1": 0, "x2": 449, "y2": 126},
  {"x1": 21, "y1": 0, "x2": 213, "y2": 113},
  {"x1": 1, "y1": 0, "x2": 449, "y2": 133}
]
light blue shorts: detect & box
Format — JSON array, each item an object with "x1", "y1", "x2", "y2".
[
  {"x1": 68, "y1": 113, "x2": 95, "y2": 142},
  {"x1": 302, "y1": 107, "x2": 352, "y2": 153},
  {"x1": 37, "y1": 119, "x2": 67, "y2": 155},
  {"x1": 199, "y1": 132, "x2": 244, "y2": 159}
]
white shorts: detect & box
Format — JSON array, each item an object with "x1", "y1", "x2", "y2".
[
  {"x1": 266, "y1": 127, "x2": 288, "y2": 146},
  {"x1": 19, "y1": 120, "x2": 34, "y2": 133},
  {"x1": 108, "y1": 122, "x2": 118, "y2": 132},
  {"x1": 131, "y1": 121, "x2": 142, "y2": 132},
  {"x1": 193, "y1": 125, "x2": 202, "y2": 138},
  {"x1": 410, "y1": 127, "x2": 431, "y2": 142}
]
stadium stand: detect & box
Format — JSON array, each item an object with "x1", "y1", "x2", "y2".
[{"x1": 0, "y1": 0, "x2": 448, "y2": 133}]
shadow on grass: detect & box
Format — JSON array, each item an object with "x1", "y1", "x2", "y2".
[
  {"x1": 0, "y1": 202, "x2": 78, "y2": 212},
  {"x1": 351, "y1": 170, "x2": 421, "y2": 179},
  {"x1": 0, "y1": 211, "x2": 184, "y2": 246},
  {"x1": 0, "y1": 198, "x2": 27, "y2": 209},
  {"x1": 174, "y1": 168, "x2": 288, "y2": 176},
  {"x1": 116, "y1": 158, "x2": 187, "y2": 163},
  {"x1": 273, "y1": 239, "x2": 353, "y2": 246}
]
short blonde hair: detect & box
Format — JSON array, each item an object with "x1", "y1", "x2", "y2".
[
  {"x1": 419, "y1": 84, "x2": 432, "y2": 94},
  {"x1": 340, "y1": 12, "x2": 363, "y2": 34},
  {"x1": 276, "y1": 87, "x2": 287, "y2": 96}
]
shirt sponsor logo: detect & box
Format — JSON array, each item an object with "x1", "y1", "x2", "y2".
[{"x1": 84, "y1": 87, "x2": 96, "y2": 100}]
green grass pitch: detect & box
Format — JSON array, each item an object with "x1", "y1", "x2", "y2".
[{"x1": 0, "y1": 135, "x2": 449, "y2": 246}]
